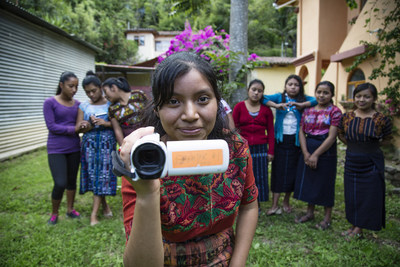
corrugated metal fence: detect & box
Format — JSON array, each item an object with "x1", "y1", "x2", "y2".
[{"x1": 0, "y1": 9, "x2": 96, "y2": 161}]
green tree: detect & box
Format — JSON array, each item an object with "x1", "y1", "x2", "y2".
[{"x1": 346, "y1": 0, "x2": 400, "y2": 116}]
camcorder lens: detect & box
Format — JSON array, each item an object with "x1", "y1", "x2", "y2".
[{"x1": 131, "y1": 143, "x2": 166, "y2": 179}]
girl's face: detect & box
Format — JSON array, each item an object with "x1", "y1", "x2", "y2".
[
  {"x1": 84, "y1": 83, "x2": 103, "y2": 104},
  {"x1": 60, "y1": 77, "x2": 78, "y2": 99},
  {"x1": 103, "y1": 84, "x2": 119, "y2": 103},
  {"x1": 158, "y1": 69, "x2": 218, "y2": 141},
  {"x1": 354, "y1": 89, "x2": 375, "y2": 111},
  {"x1": 285, "y1": 78, "x2": 300, "y2": 98},
  {"x1": 315, "y1": 84, "x2": 332, "y2": 106},
  {"x1": 248, "y1": 83, "x2": 264, "y2": 103}
]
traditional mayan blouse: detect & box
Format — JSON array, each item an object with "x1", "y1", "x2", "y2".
[
  {"x1": 301, "y1": 104, "x2": 342, "y2": 135},
  {"x1": 108, "y1": 90, "x2": 148, "y2": 137},
  {"x1": 338, "y1": 111, "x2": 392, "y2": 143},
  {"x1": 122, "y1": 133, "x2": 258, "y2": 243}
]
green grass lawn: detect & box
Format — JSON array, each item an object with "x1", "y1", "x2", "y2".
[{"x1": 0, "y1": 146, "x2": 399, "y2": 266}]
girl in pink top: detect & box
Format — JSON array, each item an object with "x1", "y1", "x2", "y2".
[{"x1": 293, "y1": 81, "x2": 342, "y2": 230}]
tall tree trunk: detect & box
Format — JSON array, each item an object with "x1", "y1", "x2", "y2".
[{"x1": 229, "y1": 0, "x2": 248, "y2": 106}]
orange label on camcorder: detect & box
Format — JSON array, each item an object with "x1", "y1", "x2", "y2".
[{"x1": 171, "y1": 149, "x2": 223, "y2": 168}]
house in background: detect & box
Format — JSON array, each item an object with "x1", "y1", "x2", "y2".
[
  {"x1": 250, "y1": 57, "x2": 295, "y2": 95},
  {"x1": 0, "y1": 1, "x2": 101, "y2": 161},
  {"x1": 276, "y1": 0, "x2": 400, "y2": 155},
  {"x1": 125, "y1": 28, "x2": 181, "y2": 62}
]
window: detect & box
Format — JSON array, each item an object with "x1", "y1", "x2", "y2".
[
  {"x1": 347, "y1": 69, "x2": 365, "y2": 99},
  {"x1": 155, "y1": 40, "x2": 170, "y2": 52},
  {"x1": 134, "y1": 36, "x2": 145, "y2": 46}
]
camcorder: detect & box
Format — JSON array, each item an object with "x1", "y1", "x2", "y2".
[{"x1": 112, "y1": 133, "x2": 229, "y2": 181}]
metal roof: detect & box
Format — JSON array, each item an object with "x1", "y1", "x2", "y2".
[{"x1": 0, "y1": 0, "x2": 102, "y2": 53}]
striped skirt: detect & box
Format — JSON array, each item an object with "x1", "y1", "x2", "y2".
[
  {"x1": 249, "y1": 143, "x2": 270, "y2": 202},
  {"x1": 163, "y1": 228, "x2": 234, "y2": 266},
  {"x1": 294, "y1": 135, "x2": 337, "y2": 207},
  {"x1": 80, "y1": 128, "x2": 117, "y2": 196},
  {"x1": 344, "y1": 151, "x2": 385, "y2": 231},
  {"x1": 270, "y1": 135, "x2": 300, "y2": 193}
]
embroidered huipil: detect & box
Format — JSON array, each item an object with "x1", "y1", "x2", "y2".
[{"x1": 122, "y1": 134, "x2": 258, "y2": 242}]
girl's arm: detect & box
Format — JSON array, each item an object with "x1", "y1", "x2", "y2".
[
  {"x1": 90, "y1": 115, "x2": 112, "y2": 128},
  {"x1": 307, "y1": 126, "x2": 338, "y2": 169},
  {"x1": 75, "y1": 109, "x2": 92, "y2": 133},
  {"x1": 299, "y1": 128, "x2": 310, "y2": 164},
  {"x1": 120, "y1": 127, "x2": 164, "y2": 267},
  {"x1": 292, "y1": 96, "x2": 318, "y2": 110},
  {"x1": 111, "y1": 118, "x2": 125, "y2": 146},
  {"x1": 229, "y1": 200, "x2": 258, "y2": 267},
  {"x1": 266, "y1": 108, "x2": 275, "y2": 161},
  {"x1": 43, "y1": 100, "x2": 77, "y2": 135}
]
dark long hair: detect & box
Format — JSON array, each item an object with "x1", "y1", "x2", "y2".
[
  {"x1": 315, "y1": 81, "x2": 335, "y2": 104},
  {"x1": 353, "y1": 82, "x2": 378, "y2": 109},
  {"x1": 102, "y1": 77, "x2": 131, "y2": 92},
  {"x1": 82, "y1": 70, "x2": 101, "y2": 89},
  {"x1": 248, "y1": 79, "x2": 265, "y2": 91},
  {"x1": 56, "y1": 71, "x2": 77, "y2": 95},
  {"x1": 281, "y1": 74, "x2": 306, "y2": 103},
  {"x1": 141, "y1": 52, "x2": 233, "y2": 142}
]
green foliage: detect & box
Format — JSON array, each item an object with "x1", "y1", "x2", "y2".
[
  {"x1": 12, "y1": 0, "x2": 296, "y2": 64},
  {"x1": 1, "y1": 145, "x2": 399, "y2": 266},
  {"x1": 346, "y1": 1, "x2": 400, "y2": 117}
]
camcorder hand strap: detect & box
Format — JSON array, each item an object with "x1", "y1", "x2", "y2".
[{"x1": 111, "y1": 151, "x2": 137, "y2": 179}]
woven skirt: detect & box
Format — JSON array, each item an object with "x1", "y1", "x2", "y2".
[
  {"x1": 249, "y1": 143, "x2": 270, "y2": 201},
  {"x1": 270, "y1": 135, "x2": 300, "y2": 193},
  {"x1": 344, "y1": 151, "x2": 385, "y2": 231},
  {"x1": 80, "y1": 128, "x2": 117, "y2": 196},
  {"x1": 294, "y1": 135, "x2": 337, "y2": 207},
  {"x1": 163, "y1": 228, "x2": 234, "y2": 266}
]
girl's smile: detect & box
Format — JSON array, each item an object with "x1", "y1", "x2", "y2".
[{"x1": 158, "y1": 69, "x2": 218, "y2": 141}]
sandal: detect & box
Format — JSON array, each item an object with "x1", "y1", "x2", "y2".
[
  {"x1": 266, "y1": 207, "x2": 282, "y2": 216},
  {"x1": 345, "y1": 231, "x2": 363, "y2": 241},
  {"x1": 315, "y1": 220, "x2": 331, "y2": 230},
  {"x1": 283, "y1": 206, "x2": 293, "y2": 214},
  {"x1": 341, "y1": 227, "x2": 355, "y2": 237},
  {"x1": 295, "y1": 213, "x2": 314, "y2": 224}
]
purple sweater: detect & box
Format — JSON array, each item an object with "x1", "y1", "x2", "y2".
[{"x1": 43, "y1": 97, "x2": 81, "y2": 154}]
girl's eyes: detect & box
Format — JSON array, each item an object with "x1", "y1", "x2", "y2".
[
  {"x1": 167, "y1": 96, "x2": 211, "y2": 105},
  {"x1": 168, "y1": 98, "x2": 179, "y2": 105},
  {"x1": 198, "y1": 96, "x2": 210, "y2": 103}
]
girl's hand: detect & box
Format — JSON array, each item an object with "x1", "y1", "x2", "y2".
[
  {"x1": 275, "y1": 103, "x2": 290, "y2": 110},
  {"x1": 303, "y1": 151, "x2": 311, "y2": 163},
  {"x1": 292, "y1": 102, "x2": 307, "y2": 110},
  {"x1": 307, "y1": 154, "x2": 318, "y2": 169},
  {"x1": 267, "y1": 154, "x2": 274, "y2": 162},
  {"x1": 119, "y1": 127, "x2": 160, "y2": 195},
  {"x1": 90, "y1": 115, "x2": 107, "y2": 126},
  {"x1": 76, "y1": 121, "x2": 91, "y2": 133}
]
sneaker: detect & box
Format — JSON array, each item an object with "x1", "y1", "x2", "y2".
[
  {"x1": 47, "y1": 214, "x2": 58, "y2": 225},
  {"x1": 66, "y1": 210, "x2": 81, "y2": 219}
]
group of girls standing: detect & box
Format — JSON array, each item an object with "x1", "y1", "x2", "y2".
[
  {"x1": 234, "y1": 74, "x2": 392, "y2": 239},
  {"x1": 43, "y1": 71, "x2": 147, "y2": 226}
]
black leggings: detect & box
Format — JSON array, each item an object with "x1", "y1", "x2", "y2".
[{"x1": 48, "y1": 152, "x2": 80, "y2": 200}]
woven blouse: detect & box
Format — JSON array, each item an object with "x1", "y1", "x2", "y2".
[{"x1": 122, "y1": 133, "x2": 258, "y2": 243}]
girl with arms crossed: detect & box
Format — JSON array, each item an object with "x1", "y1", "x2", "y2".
[{"x1": 262, "y1": 74, "x2": 317, "y2": 215}]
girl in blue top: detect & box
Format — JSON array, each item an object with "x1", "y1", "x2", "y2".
[
  {"x1": 263, "y1": 74, "x2": 317, "y2": 216},
  {"x1": 76, "y1": 71, "x2": 117, "y2": 226}
]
